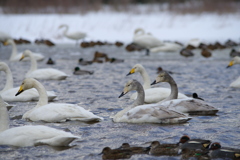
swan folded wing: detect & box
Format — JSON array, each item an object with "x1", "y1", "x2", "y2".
[
  {"x1": 24, "y1": 103, "x2": 102, "y2": 122},
  {"x1": 0, "y1": 125, "x2": 79, "y2": 147},
  {"x1": 27, "y1": 68, "x2": 67, "y2": 80},
  {"x1": 115, "y1": 104, "x2": 190, "y2": 123},
  {"x1": 230, "y1": 76, "x2": 240, "y2": 88},
  {"x1": 160, "y1": 98, "x2": 218, "y2": 115}
]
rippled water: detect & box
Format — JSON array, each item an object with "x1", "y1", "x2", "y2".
[{"x1": 0, "y1": 43, "x2": 240, "y2": 160}]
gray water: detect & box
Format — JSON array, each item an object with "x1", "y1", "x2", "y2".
[{"x1": 0, "y1": 43, "x2": 240, "y2": 160}]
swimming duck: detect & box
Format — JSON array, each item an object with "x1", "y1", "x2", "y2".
[
  {"x1": 15, "y1": 78, "x2": 103, "y2": 122},
  {"x1": 229, "y1": 49, "x2": 240, "y2": 57},
  {"x1": 73, "y1": 67, "x2": 94, "y2": 75},
  {"x1": 100, "y1": 147, "x2": 132, "y2": 160},
  {"x1": 127, "y1": 64, "x2": 188, "y2": 103},
  {"x1": 208, "y1": 142, "x2": 240, "y2": 159},
  {"x1": 113, "y1": 79, "x2": 191, "y2": 124},
  {"x1": 0, "y1": 62, "x2": 57, "y2": 102},
  {"x1": 20, "y1": 50, "x2": 68, "y2": 80},
  {"x1": 178, "y1": 135, "x2": 211, "y2": 151},
  {"x1": 78, "y1": 58, "x2": 92, "y2": 65},
  {"x1": 105, "y1": 57, "x2": 124, "y2": 63},
  {"x1": 201, "y1": 48, "x2": 212, "y2": 58},
  {"x1": 148, "y1": 141, "x2": 179, "y2": 156},
  {"x1": 46, "y1": 58, "x2": 55, "y2": 65},
  {"x1": 0, "y1": 95, "x2": 80, "y2": 147},
  {"x1": 151, "y1": 71, "x2": 218, "y2": 115},
  {"x1": 118, "y1": 143, "x2": 149, "y2": 154},
  {"x1": 180, "y1": 48, "x2": 194, "y2": 57},
  {"x1": 4, "y1": 39, "x2": 44, "y2": 61},
  {"x1": 227, "y1": 56, "x2": 240, "y2": 88},
  {"x1": 59, "y1": 24, "x2": 86, "y2": 44},
  {"x1": 115, "y1": 41, "x2": 124, "y2": 47}
]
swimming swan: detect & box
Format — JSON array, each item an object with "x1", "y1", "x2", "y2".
[
  {"x1": 15, "y1": 78, "x2": 103, "y2": 122},
  {"x1": 0, "y1": 62, "x2": 57, "y2": 102},
  {"x1": 59, "y1": 24, "x2": 86, "y2": 44},
  {"x1": 227, "y1": 56, "x2": 240, "y2": 88},
  {"x1": 4, "y1": 39, "x2": 44, "y2": 61},
  {"x1": 0, "y1": 95, "x2": 80, "y2": 147},
  {"x1": 112, "y1": 79, "x2": 191, "y2": 124},
  {"x1": 151, "y1": 71, "x2": 218, "y2": 115},
  {"x1": 127, "y1": 64, "x2": 188, "y2": 103},
  {"x1": 20, "y1": 50, "x2": 68, "y2": 80},
  {"x1": 150, "y1": 42, "x2": 183, "y2": 53}
]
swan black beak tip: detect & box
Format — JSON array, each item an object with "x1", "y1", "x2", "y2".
[
  {"x1": 118, "y1": 92, "x2": 125, "y2": 98},
  {"x1": 126, "y1": 72, "x2": 131, "y2": 76},
  {"x1": 151, "y1": 80, "x2": 157, "y2": 85}
]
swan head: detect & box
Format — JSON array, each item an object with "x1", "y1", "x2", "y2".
[
  {"x1": 134, "y1": 28, "x2": 145, "y2": 35},
  {"x1": 118, "y1": 79, "x2": 140, "y2": 98},
  {"x1": 3, "y1": 39, "x2": 13, "y2": 46},
  {"x1": 227, "y1": 56, "x2": 240, "y2": 68},
  {"x1": 58, "y1": 24, "x2": 67, "y2": 29},
  {"x1": 151, "y1": 71, "x2": 171, "y2": 85},
  {"x1": 0, "y1": 62, "x2": 8, "y2": 71},
  {"x1": 126, "y1": 64, "x2": 143, "y2": 76},
  {"x1": 15, "y1": 78, "x2": 36, "y2": 96},
  {"x1": 20, "y1": 50, "x2": 32, "y2": 61}
]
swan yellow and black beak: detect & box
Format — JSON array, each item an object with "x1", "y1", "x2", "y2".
[
  {"x1": 118, "y1": 88, "x2": 129, "y2": 98},
  {"x1": 3, "y1": 41, "x2": 9, "y2": 46},
  {"x1": 19, "y1": 54, "x2": 25, "y2": 61},
  {"x1": 126, "y1": 68, "x2": 135, "y2": 76},
  {"x1": 226, "y1": 60, "x2": 234, "y2": 68},
  {"x1": 15, "y1": 85, "x2": 24, "y2": 96}
]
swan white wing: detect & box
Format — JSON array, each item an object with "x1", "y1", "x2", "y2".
[
  {"x1": 131, "y1": 88, "x2": 188, "y2": 103},
  {"x1": 27, "y1": 68, "x2": 68, "y2": 80},
  {"x1": 23, "y1": 103, "x2": 103, "y2": 122},
  {"x1": 160, "y1": 98, "x2": 218, "y2": 115},
  {"x1": 1, "y1": 87, "x2": 57, "y2": 102},
  {"x1": 150, "y1": 42, "x2": 182, "y2": 52},
  {"x1": 66, "y1": 32, "x2": 86, "y2": 40},
  {"x1": 230, "y1": 76, "x2": 240, "y2": 88},
  {"x1": 113, "y1": 104, "x2": 191, "y2": 124},
  {"x1": 133, "y1": 34, "x2": 163, "y2": 48},
  {"x1": 0, "y1": 125, "x2": 80, "y2": 147}
]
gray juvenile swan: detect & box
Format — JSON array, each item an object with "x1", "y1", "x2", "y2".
[
  {"x1": 127, "y1": 64, "x2": 188, "y2": 103},
  {"x1": 151, "y1": 71, "x2": 218, "y2": 115},
  {"x1": 113, "y1": 79, "x2": 191, "y2": 124},
  {"x1": 0, "y1": 95, "x2": 80, "y2": 147}
]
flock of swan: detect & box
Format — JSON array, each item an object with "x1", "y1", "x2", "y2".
[{"x1": 0, "y1": 26, "x2": 240, "y2": 159}]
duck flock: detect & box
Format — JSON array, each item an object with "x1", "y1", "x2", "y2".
[{"x1": 0, "y1": 26, "x2": 240, "y2": 159}]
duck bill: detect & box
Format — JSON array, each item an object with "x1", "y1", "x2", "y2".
[
  {"x1": 126, "y1": 68, "x2": 135, "y2": 76},
  {"x1": 151, "y1": 80, "x2": 157, "y2": 85},
  {"x1": 226, "y1": 60, "x2": 234, "y2": 68},
  {"x1": 15, "y1": 85, "x2": 24, "y2": 96},
  {"x1": 19, "y1": 55, "x2": 25, "y2": 61}
]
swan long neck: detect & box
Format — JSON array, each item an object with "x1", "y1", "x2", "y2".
[
  {"x1": 10, "y1": 40, "x2": 17, "y2": 60},
  {"x1": 1, "y1": 65, "x2": 14, "y2": 92},
  {"x1": 63, "y1": 25, "x2": 69, "y2": 36},
  {"x1": 133, "y1": 82, "x2": 145, "y2": 107},
  {"x1": 165, "y1": 77, "x2": 178, "y2": 101},
  {"x1": 140, "y1": 67, "x2": 151, "y2": 89},
  {"x1": 0, "y1": 97, "x2": 9, "y2": 132},
  {"x1": 28, "y1": 53, "x2": 38, "y2": 73},
  {"x1": 33, "y1": 80, "x2": 48, "y2": 107}
]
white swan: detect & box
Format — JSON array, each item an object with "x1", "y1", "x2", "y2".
[
  {"x1": 151, "y1": 71, "x2": 218, "y2": 115},
  {"x1": 20, "y1": 50, "x2": 68, "y2": 80},
  {"x1": 15, "y1": 78, "x2": 103, "y2": 122},
  {"x1": 59, "y1": 24, "x2": 86, "y2": 44},
  {"x1": 150, "y1": 42, "x2": 183, "y2": 53},
  {"x1": 0, "y1": 62, "x2": 57, "y2": 102},
  {"x1": 4, "y1": 39, "x2": 44, "y2": 61},
  {"x1": 0, "y1": 95, "x2": 80, "y2": 147},
  {"x1": 227, "y1": 56, "x2": 240, "y2": 88},
  {"x1": 127, "y1": 64, "x2": 188, "y2": 103},
  {"x1": 112, "y1": 79, "x2": 191, "y2": 124},
  {"x1": 0, "y1": 31, "x2": 11, "y2": 42}
]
